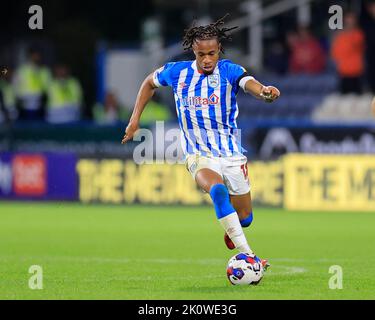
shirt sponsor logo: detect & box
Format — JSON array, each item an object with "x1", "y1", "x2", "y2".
[{"x1": 181, "y1": 93, "x2": 220, "y2": 108}]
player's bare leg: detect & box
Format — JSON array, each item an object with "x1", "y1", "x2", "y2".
[
  {"x1": 230, "y1": 192, "x2": 253, "y2": 221},
  {"x1": 195, "y1": 168, "x2": 224, "y2": 192},
  {"x1": 195, "y1": 169, "x2": 253, "y2": 255}
]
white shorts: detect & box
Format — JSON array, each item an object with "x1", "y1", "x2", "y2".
[{"x1": 185, "y1": 154, "x2": 251, "y2": 196}]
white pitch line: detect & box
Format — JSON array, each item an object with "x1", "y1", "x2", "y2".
[
  {"x1": 266, "y1": 266, "x2": 307, "y2": 276},
  {"x1": 52, "y1": 267, "x2": 307, "y2": 283},
  {"x1": 0, "y1": 255, "x2": 308, "y2": 277},
  {"x1": 0, "y1": 255, "x2": 335, "y2": 265}
]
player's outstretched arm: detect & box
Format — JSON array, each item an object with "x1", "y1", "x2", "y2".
[
  {"x1": 244, "y1": 78, "x2": 280, "y2": 103},
  {"x1": 121, "y1": 73, "x2": 158, "y2": 144}
]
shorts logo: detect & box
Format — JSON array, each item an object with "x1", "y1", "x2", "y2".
[
  {"x1": 189, "y1": 161, "x2": 197, "y2": 174},
  {"x1": 208, "y1": 74, "x2": 219, "y2": 88}
]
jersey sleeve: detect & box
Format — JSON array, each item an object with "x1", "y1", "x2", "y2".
[
  {"x1": 152, "y1": 63, "x2": 176, "y2": 87},
  {"x1": 226, "y1": 62, "x2": 254, "y2": 92}
]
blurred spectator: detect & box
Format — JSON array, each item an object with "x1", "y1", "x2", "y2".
[
  {"x1": 14, "y1": 47, "x2": 51, "y2": 121},
  {"x1": 0, "y1": 68, "x2": 18, "y2": 123},
  {"x1": 46, "y1": 64, "x2": 82, "y2": 124},
  {"x1": 139, "y1": 93, "x2": 172, "y2": 126},
  {"x1": 362, "y1": 1, "x2": 375, "y2": 93},
  {"x1": 264, "y1": 41, "x2": 288, "y2": 75},
  {"x1": 287, "y1": 26, "x2": 326, "y2": 74},
  {"x1": 331, "y1": 12, "x2": 365, "y2": 94},
  {"x1": 93, "y1": 91, "x2": 130, "y2": 125}
]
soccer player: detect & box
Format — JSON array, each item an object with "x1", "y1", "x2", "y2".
[{"x1": 121, "y1": 16, "x2": 280, "y2": 269}]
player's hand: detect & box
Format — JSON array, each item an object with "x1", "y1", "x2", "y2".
[
  {"x1": 260, "y1": 86, "x2": 280, "y2": 103},
  {"x1": 121, "y1": 120, "x2": 139, "y2": 144}
]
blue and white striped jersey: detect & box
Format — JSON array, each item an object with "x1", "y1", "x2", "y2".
[{"x1": 153, "y1": 59, "x2": 252, "y2": 157}]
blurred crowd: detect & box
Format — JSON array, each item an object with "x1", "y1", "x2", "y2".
[
  {"x1": 264, "y1": 2, "x2": 375, "y2": 95},
  {"x1": 0, "y1": 47, "x2": 171, "y2": 126},
  {"x1": 1, "y1": 1, "x2": 374, "y2": 126},
  {"x1": 0, "y1": 47, "x2": 83, "y2": 125}
]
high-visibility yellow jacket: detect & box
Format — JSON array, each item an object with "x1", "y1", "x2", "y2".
[
  {"x1": 140, "y1": 100, "x2": 172, "y2": 125},
  {"x1": 46, "y1": 77, "x2": 82, "y2": 123},
  {"x1": 15, "y1": 63, "x2": 51, "y2": 97}
]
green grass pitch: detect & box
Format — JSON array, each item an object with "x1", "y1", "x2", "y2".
[{"x1": 0, "y1": 202, "x2": 374, "y2": 300}]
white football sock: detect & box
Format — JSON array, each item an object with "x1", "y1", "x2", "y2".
[{"x1": 219, "y1": 212, "x2": 253, "y2": 255}]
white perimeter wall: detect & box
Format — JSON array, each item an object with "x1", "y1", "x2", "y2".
[{"x1": 105, "y1": 50, "x2": 150, "y2": 110}]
